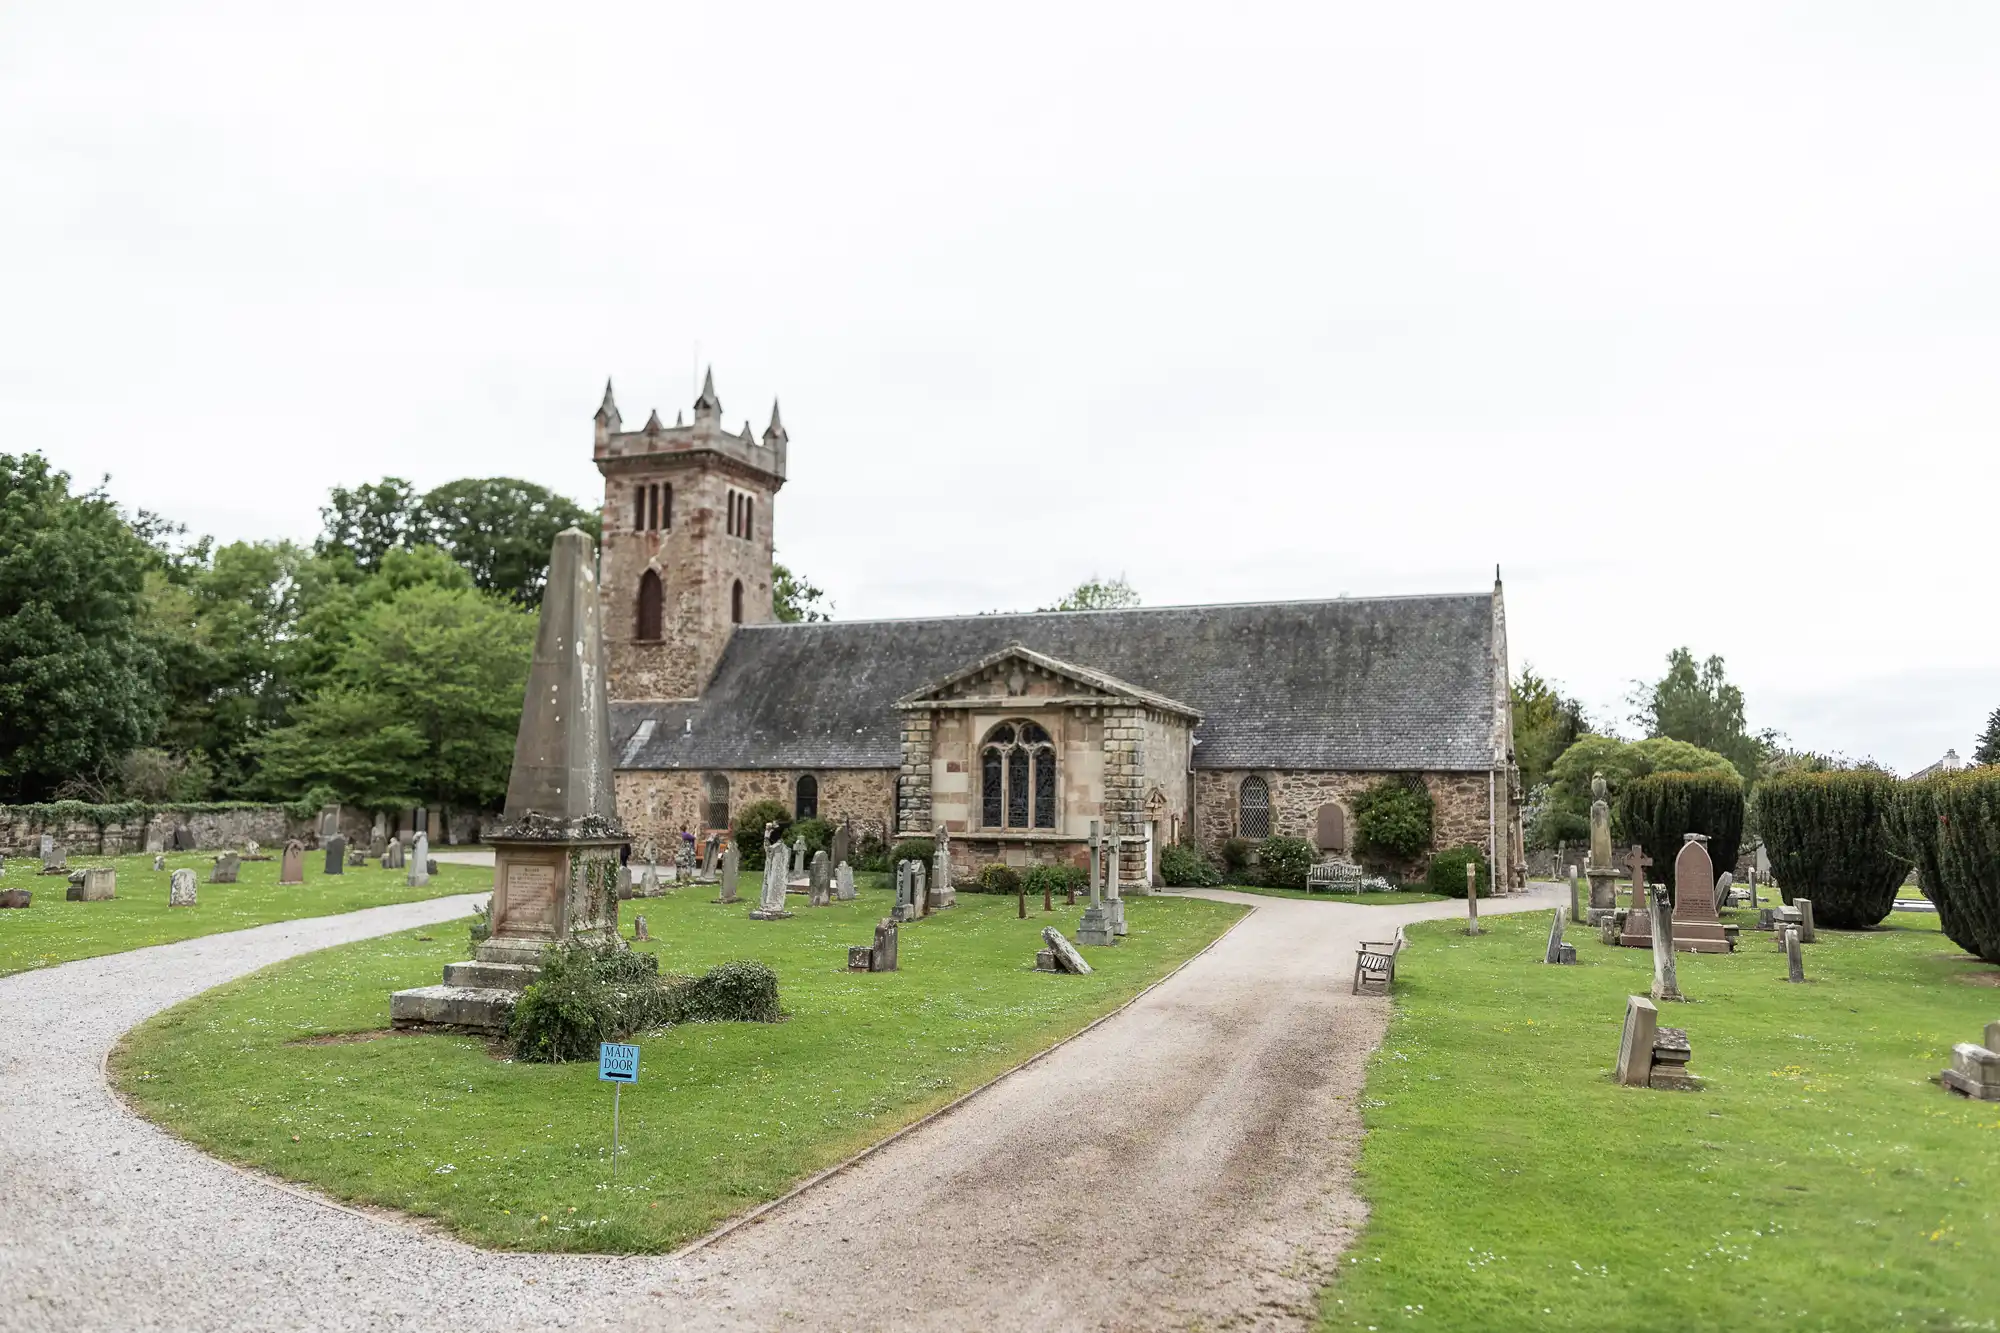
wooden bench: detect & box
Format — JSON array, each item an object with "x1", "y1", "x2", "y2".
[
  {"x1": 1353, "y1": 925, "x2": 1406, "y2": 993},
  {"x1": 1307, "y1": 857, "x2": 1365, "y2": 894}
]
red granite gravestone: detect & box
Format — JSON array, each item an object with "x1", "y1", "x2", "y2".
[{"x1": 1670, "y1": 837, "x2": 1730, "y2": 954}]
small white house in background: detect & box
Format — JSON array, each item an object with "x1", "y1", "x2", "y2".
[{"x1": 1911, "y1": 748, "x2": 1971, "y2": 780}]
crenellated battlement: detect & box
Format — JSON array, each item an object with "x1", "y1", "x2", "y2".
[{"x1": 592, "y1": 369, "x2": 786, "y2": 484}]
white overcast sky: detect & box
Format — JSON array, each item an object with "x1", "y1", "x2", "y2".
[{"x1": 4, "y1": 2, "x2": 1995, "y2": 773}]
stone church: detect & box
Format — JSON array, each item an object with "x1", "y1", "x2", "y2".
[{"x1": 596, "y1": 372, "x2": 1523, "y2": 889}]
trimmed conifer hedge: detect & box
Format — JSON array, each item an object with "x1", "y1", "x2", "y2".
[
  {"x1": 1757, "y1": 769, "x2": 1906, "y2": 928},
  {"x1": 1891, "y1": 769, "x2": 2000, "y2": 962},
  {"x1": 1616, "y1": 770, "x2": 1744, "y2": 897}
]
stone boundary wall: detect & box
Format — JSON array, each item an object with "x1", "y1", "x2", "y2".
[
  {"x1": 1193, "y1": 768, "x2": 1502, "y2": 876},
  {"x1": 0, "y1": 806, "x2": 305, "y2": 858},
  {"x1": 614, "y1": 768, "x2": 896, "y2": 859}
]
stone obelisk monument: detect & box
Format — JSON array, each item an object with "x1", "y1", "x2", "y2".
[{"x1": 392, "y1": 529, "x2": 627, "y2": 1030}]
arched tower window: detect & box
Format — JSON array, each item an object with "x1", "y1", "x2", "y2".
[
  {"x1": 795, "y1": 774, "x2": 818, "y2": 820},
  {"x1": 980, "y1": 721, "x2": 1057, "y2": 830},
  {"x1": 661, "y1": 482, "x2": 673, "y2": 531},
  {"x1": 632, "y1": 485, "x2": 646, "y2": 532},
  {"x1": 636, "y1": 569, "x2": 663, "y2": 641},
  {"x1": 732, "y1": 579, "x2": 744, "y2": 624},
  {"x1": 704, "y1": 773, "x2": 730, "y2": 830},
  {"x1": 744, "y1": 496, "x2": 754, "y2": 542},
  {"x1": 647, "y1": 484, "x2": 659, "y2": 532},
  {"x1": 1237, "y1": 775, "x2": 1270, "y2": 839}
]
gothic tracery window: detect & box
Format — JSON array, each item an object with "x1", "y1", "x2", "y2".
[{"x1": 980, "y1": 720, "x2": 1057, "y2": 831}]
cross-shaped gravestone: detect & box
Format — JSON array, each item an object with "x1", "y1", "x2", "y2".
[{"x1": 1626, "y1": 844, "x2": 1653, "y2": 896}]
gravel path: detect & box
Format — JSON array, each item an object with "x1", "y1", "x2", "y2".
[{"x1": 0, "y1": 883, "x2": 1562, "y2": 1332}]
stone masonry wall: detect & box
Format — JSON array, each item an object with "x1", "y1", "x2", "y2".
[
  {"x1": 897, "y1": 712, "x2": 933, "y2": 836},
  {"x1": 614, "y1": 769, "x2": 896, "y2": 858},
  {"x1": 1193, "y1": 769, "x2": 1501, "y2": 876},
  {"x1": 0, "y1": 805, "x2": 310, "y2": 858}
]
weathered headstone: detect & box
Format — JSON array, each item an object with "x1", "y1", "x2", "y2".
[
  {"x1": 391, "y1": 528, "x2": 629, "y2": 1032},
  {"x1": 383, "y1": 838, "x2": 405, "y2": 870},
  {"x1": 932, "y1": 837, "x2": 955, "y2": 909},
  {"x1": 1648, "y1": 1026, "x2": 1698, "y2": 1090},
  {"x1": 1078, "y1": 822, "x2": 1114, "y2": 947},
  {"x1": 1649, "y1": 888, "x2": 1681, "y2": 1001},
  {"x1": 1465, "y1": 858, "x2": 1480, "y2": 934},
  {"x1": 0, "y1": 889, "x2": 30, "y2": 909},
  {"x1": 1588, "y1": 772, "x2": 1614, "y2": 870},
  {"x1": 169, "y1": 868, "x2": 197, "y2": 908},
  {"x1": 790, "y1": 837, "x2": 806, "y2": 882},
  {"x1": 40, "y1": 835, "x2": 65, "y2": 874},
  {"x1": 752, "y1": 839, "x2": 792, "y2": 920},
  {"x1": 1794, "y1": 897, "x2": 1816, "y2": 943},
  {"x1": 701, "y1": 836, "x2": 719, "y2": 878},
  {"x1": 1544, "y1": 908, "x2": 1574, "y2": 964},
  {"x1": 616, "y1": 865, "x2": 635, "y2": 900},
  {"x1": 347, "y1": 847, "x2": 367, "y2": 867},
  {"x1": 835, "y1": 861, "x2": 855, "y2": 900},
  {"x1": 1785, "y1": 927, "x2": 1806, "y2": 983},
  {"x1": 1615, "y1": 994, "x2": 1659, "y2": 1086},
  {"x1": 847, "y1": 917, "x2": 898, "y2": 972},
  {"x1": 1616, "y1": 845, "x2": 1655, "y2": 947},
  {"x1": 323, "y1": 834, "x2": 347, "y2": 875},
  {"x1": 1038, "y1": 926, "x2": 1093, "y2": 975},
  {"x1": 1940, "y1": 1025, "x2": 2000, "y2": 1101},
  {"x1": 209, "y1": 851, "x2": 240, "y2": 884},
  {"x1": 1668, "y1": 836, "x2": 1729, "y2": 954},
  {"x1": 280, "y1": 840, "x2": 304, "y2": 885},
  {"x1": 809, "y1": 850, "x2": 831, "y2": 907},
  {"x1": 66, "y1": 867, "x2": 115, "y2": 902},
  {"x1": 407, "y1": 833, "x2": 430, "y2": 887},
  {"x1": 633, "y1": 914, "x2": 649, "y2": 942},
  {"x1": 172, "y1": 825, "x2": 196, "y2": 851},
  {"x1": 717, "y1": 843, "x2": 740, "y2": 903},
  {"x1": 1569, "y1": 869, "x2": 1583, "y2": 924},
  {"x1": 913, "y1": 860, "x2": 929, "y2": 916},
  {"x1": 152, "y1": 853, "x2": 166, "y2": 872},
  {"x1": 830, "y1": 821, "x2": 851, "y2": 872},
  {"x1": 1105, "y1": 828, "x2": 1128, "y2": 936},
  {"x1": 1715, "y1": 871, "x2": 1735, "y2": 904}
]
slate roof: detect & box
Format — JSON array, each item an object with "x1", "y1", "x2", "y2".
[{"x1": 612, "y1": 592, "x2": 1502, "y2": 773}]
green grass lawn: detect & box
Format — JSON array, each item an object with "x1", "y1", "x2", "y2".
[
  {"x1": 1211, "y1": 882, "x2": 1457, "y2": 907},
  {"x1": 112, "y1": 882, "x2": 1243, "y2": 1253},
  {"x1": 1325, "y1": 904, "x2": 2000, "y2": 1332},
  {"x1": 0, "y1": 851, "x2": 487, "y2": 977}
]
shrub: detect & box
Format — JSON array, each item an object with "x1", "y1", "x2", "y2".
[
  {"x1": 1616, "y1": 770, "x2": 1745, "y2": 898},
  {"x1": 890, "y1": 838, "x2": 936, "y2": 870},
  {"x1": 1891, "y1": 770, "x2": 2000, "y2": 962},
  {"x1": 853, "y1": 831, "x2": 890, "y2": 872},
  {"x1": 1256, "y1": 836, "x2": 1316, "y2": 889},
  {"x1": 1755, "y1": 769, "x2": 1905, "y2": 929},
  {"x1": 1427, "y1": 844, "x2": 1490, "y2": 897},
  {"x1": 788, "y1": 817, "x2": 833, "y2": 858},
  {"x1": 732, "y1": 800, "x2": 792, "y2": 871},
  {"x1": 1160, "y1": 843, "x2": 1222, "y2": 887},
  {"x1": 663, "y1": 960, "x2": 781, "y2": 1024},
  {"x1": 1024, "y1": 863, "x2": 1088, "y2": 900},
  {"x1": 1352, "y1": 779, "x2": 1434, "y2": 862},
  {"x1": 508, "y1": 943, "x2": 631, "y2": 1063},
  {"x1": 975, "y1": 863, "x2": 1022, "y2": 895},
  {"x1": 1219, "y1": 837, "x2": 1254, "y2": 876},
  {"x1": 468, "y1": 897, "x2": 493, "y2": 949}
]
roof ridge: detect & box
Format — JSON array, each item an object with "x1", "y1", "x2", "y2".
[{"x1": 737, "y1": 589, "x2": 1492, "y2": 631}]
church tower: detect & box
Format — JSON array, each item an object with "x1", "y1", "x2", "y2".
[{"x1": 592, "y1": 369, "x2": 787, "y2": 701}]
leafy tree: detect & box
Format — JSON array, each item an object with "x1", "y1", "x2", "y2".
[
  {"x1": 1511, "y1": 666, "x2": 1590, "y2": 792},
  {"x1": 772, "y1": 560, "x2": 830, "y2": 623},
  {"x1": 1632, "y1": 648, "x2": 1774, "y2": 781},
  {"x1": 316, "y1": 478, "x2": 424, "y2": 575},
  {"x1": 1538, "y1": 734, "x2": 1738, "y2": 848},
  {"x1": 419, "y1": 477, "x2": 599, "y2": 607},
  {"x1": 0, "y1": 454, "x2": 165, "y2": 801},
  {"x1": 1975, "y1": 708, "x2": 2000, "y2": 766},
  {"x1": 1352, "y1": 778, "x2": 1436, "y2": 863},
  {"x1": 1042, "y1": 575, "x2": 1140, "y2": 612},
  {"x1": 253, "y1": 583, "x2": 534, "y2": 810}
]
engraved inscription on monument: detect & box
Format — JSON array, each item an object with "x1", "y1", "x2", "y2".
[{"x1": 505, "y1": 862, "x2": 559, "y2": 934}]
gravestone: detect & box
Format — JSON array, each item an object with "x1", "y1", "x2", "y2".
[
  {"x1": 370, "y1": 813, "x2": 387, "y2": 858},
  {"x1": 932, "y1": 842, "x2": 956, "y2": 909},
  {"x1": 382, "y1": 838, "x2": 405, "y2": 870},
  {"x1": 169, "y1": 869, "x2": 197, "y2": 908},
  {"x1": 1649, "y1": 887, "x2": 1681, "y2": 1002},
  {"x1": 790, "y1": 837, "x2": 806, "y2": 882},
  {"x1": 1785, "y1": 927, "x2": 1806, "y2": 983},
  {"x1": 913, "y1": 860, "x2": 929, "y2": 916},
  {"x1": 1465, "y1": 859, "x2": 1480, "y2": 934},
  {"x1": 1715, "y1": 871, "x2": 1735, "y2": 905},
  {"x1": 146, "y1": 834, "x2": 164, "y2": 854},
  {"x1": 1568, "y1": 869, "x2": 1583, "y2": 925},
  {"x1": 831, "y1": 822, "x2": 851, "y2": 872},
  {"x1": 633, "y1": 915, "x2": 649, "y2": 942},
  {"x1": 280, "y1": 840, "x2": 304, "y2": 885},
  {"x1": 809, "y1": 850, "x2": 831, "y2": 907},
  {"x1": 407, "y1": 833, "x2": 430, "y2": 887},
  {"x1": 392, "y1": 528, "x2": 629, "y2": 1032},
  {"x1": 1754, "y1": 841, "x2": 1771, "y2": 879},
  {"x1": 173, "y1": 826, "x2": 196, "y2": 852},
  {"x1": 0, "y1": 889, "x2": 29, "y2": 909},
  {"x1": 847, "y1": 917, "x2": 898, "y2": 972},
  {"x1": 639, "y1": 863, "x2": 660, "y2": 896},
  {"x1": 1668, "y1": 836, "x2": 1729, "y2": 953},
  {"x1": 701, "y1": 836, "x2": 719, "y2": 878},
  {"x1": 66, "y1": 867, "x2": 115, "y2": 902},
  {"x1": 1543, "y1": 908, "x2": 1575, "y2": 964},
  {"x1": 209, "y1": 851, "x2": 240, "y2": 884},
  {"x1": 153, "y1": 853, "x2": 166, "y2": 872},
  {"x1": 1616, "y1": 845, "x2": 1655, "y2": 947},
  {"x1": 751, "y1": 843, "x2": 792, "y2": 920},
  {"x1": 1648, "y1": 1026, "x2": 1698, "y2": 1090},
  {"x1": 616, "y1": 865, "x2": 635, "y2": 900},
  {"x1": 1077, "y1": 828, "x2": 1115, "y2": 947},
  {"x1": 1794, "y1": 897, "x2": 1816, "y2": 943},
  {"x1": 835, "y1": 861, "x2": 855, "y2": 901},
  {"x1": 893, "y1": 861, "x2": 912, "y2": 922},
  {"x1": 1104, "y1": 828, "x2": 1128, "y2": 936},
  {"x1": 717, "y1": 843, "x2": 740, "y2": 903},
  {"x1": 347, "y1": 847, "x2": 367, "y2": 866},
  {"x1": 1940, "y1": 1024, "x2": 2000, "y2": 1101},
  {"x1": 1615, "y1": 994, "x2": 1659, "y2": 1086},
  {"x1": 323, "y1": 834, "x2": 346, "y2": 876},
  {"x1": 1588, "y1": 773, "x2": 1614, "y2": 869},
  {"x1": 40, "y1": 835, "x2": 64, "y2": 874},
  {"x1": 1037, "y1": 926, "x2": 1093, "y2": 975}
]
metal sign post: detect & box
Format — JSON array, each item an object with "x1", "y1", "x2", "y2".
[{"x1": 598, "y1": 1042, "x2": 640, "y2": 1179}]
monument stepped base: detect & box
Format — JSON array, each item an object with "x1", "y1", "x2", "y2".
[
  {"x1": 390, "y1": 984, "x2": 519, "y2": 1031},
  {"x1": 442, "y1": 959, "x2": 542, "y2": 989}
]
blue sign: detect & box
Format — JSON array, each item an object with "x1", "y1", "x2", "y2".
[{"x1": 598, "y1": 1042, "x2": 640, "y2": 1083}]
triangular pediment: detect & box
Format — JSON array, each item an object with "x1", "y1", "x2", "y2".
[{"x1": 896, "y1": 643, "x2": 1200, "y2": 719}]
